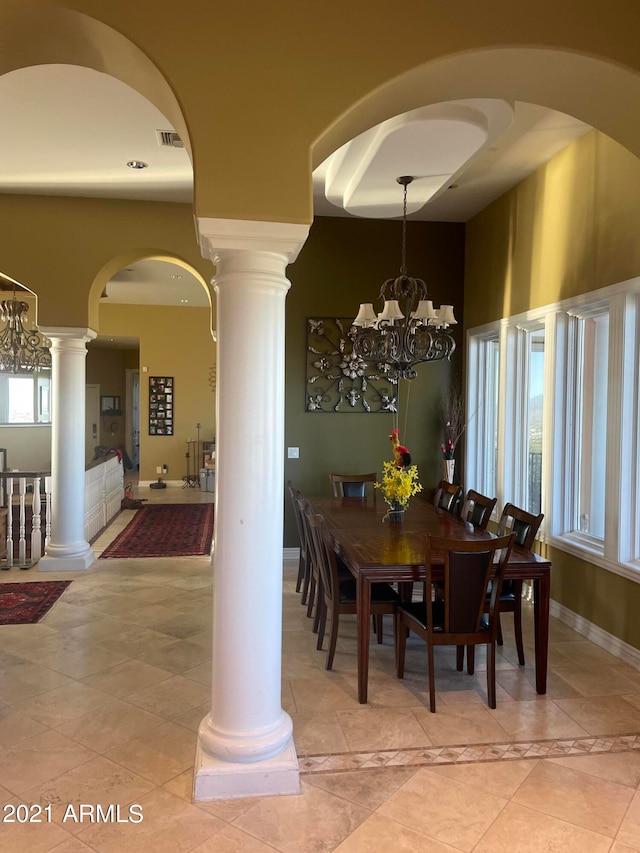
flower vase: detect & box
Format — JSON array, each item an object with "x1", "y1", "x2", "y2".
[
  {"x1": 386, "y1": 502, "x2": 405, "y2": 524},
  {"x1": 441, "y1": 458, "x2": 455, "y2": 483}
]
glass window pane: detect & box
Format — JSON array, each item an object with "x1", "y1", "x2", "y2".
[
  {"x1": 576, "y1": 312, "x2": 609, "y2": 539},
  {"x1": 8, "y1": 376, "x2": 34, "y2": 423},
  {"x1": 527, "y1": 332, "x2": 544, "y2": 515}
]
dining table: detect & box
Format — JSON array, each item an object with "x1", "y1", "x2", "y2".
[{"x1": 309, "y1": 495, "x2": 552, "y2": 704}]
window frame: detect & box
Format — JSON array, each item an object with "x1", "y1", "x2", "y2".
[{"x1": 466, "y1": 278, "x2": 640, "y2": 583}]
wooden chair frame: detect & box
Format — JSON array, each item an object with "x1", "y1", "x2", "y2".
[
  {"x1": 287, "y1": 481, "x2": 308, "y2": 596},
  {"x1": 306, "y1": 511, "x2": 400, "y2": 670},
  {"x1": 492, "y1": 503, "x2": 544, "y2": 665},
  {"x1": 329, "y1": 472, "x2": 377, "y2": 498},
  {"x1": 395, "y1": 533, "x2": 515, "y2": 712},
  {"x1": 460, "y1": 489, "x2": 497, "y2": 530},
  {"x1": 433, "y1": 480, "x2": 463, "y2": 514}
]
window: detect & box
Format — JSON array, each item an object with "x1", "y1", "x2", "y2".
[
  {"x1": 467, "y1": 279, "x2": 640, "y2": 581},
  {"x1": 569, "y1": 309, "x2": 609, "y2": 540},
  {"x1": 466, "y1": 331, "x2": 500, "y2": 502},
  {"x1": 0, "y1": 370, "x2": 51, "y2": 424},
  {"x1": 526, "y1": 330, "x2": 545, "y2": 516}
]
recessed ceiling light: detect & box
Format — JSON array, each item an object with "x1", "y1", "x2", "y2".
[
  {"x1": 127, "y1": 160, "x2": 148, "y2": 169},
  {"x1": 180, "y1": 299, "x2": 189, "y2": 304}
]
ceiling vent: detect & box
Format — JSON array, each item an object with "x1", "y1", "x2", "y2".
[{"x1": 156, "y1": 130, "x2": 184, "y2": 148}]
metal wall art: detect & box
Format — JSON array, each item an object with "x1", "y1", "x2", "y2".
[
  {"x1": 306, "y1": 318, "x2": 398, "y2": 413},
  {"x1": 149, "y1": 376, "x2": 174, "y2": 435}
]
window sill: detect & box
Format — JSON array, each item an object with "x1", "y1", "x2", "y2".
[{"x1": 546, "y1": 534, "x2": 640, "y2": 584}]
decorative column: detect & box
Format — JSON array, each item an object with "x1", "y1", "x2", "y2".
[
  {"x1": 194, "y1": 218, "x2": 309, "y2": 801},
  {"x1": 38, "y1": 328, "x2": 96, "y2": 572}
]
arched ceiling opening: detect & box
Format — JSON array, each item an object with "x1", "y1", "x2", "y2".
[{"x1": 312, "y1": 47, "x2": 640, "y2": 222}]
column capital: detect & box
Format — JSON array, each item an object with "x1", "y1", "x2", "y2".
[
  {"x1": 39, "y1": 327, "x2": 97, "y2": 345},
  {"x1": 196, "y1": 217, "x2": 309, "y2": 265}
]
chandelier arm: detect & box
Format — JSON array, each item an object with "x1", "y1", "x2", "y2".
[
  {"x1": 0, "y1": 293, "x2": 52, "y2": 374},
  {"x1": 351, "y1": 175, "x2": 457, "y2": 379}
]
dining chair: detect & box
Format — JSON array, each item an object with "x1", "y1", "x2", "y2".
[
  {"x1": 305, "y1": 510, "x2": 401, "y2": 670},
  {"x1": 329, "y1": 472, "x2": 377, "y2": 498},
  {"x1": 460, "y1": 489, "x2": 497, "y2": 529},
  {"x1": 489, "y1": 502, "x2": 544, "y2": 665},
  {"x1": 287, "y1": 481, "x2": 308, "y2": 597},
  {"x1": 433, "y1": 479, "x2": 463, "y2": 514},
  {"x1": 297, "y1": 497, "x2": 321, "y2": 625},
  {"x1": 299, "y1": 497, "x2": 351, "y2": 631},
  {"x1": 395, "y1": 532, "x2": 515, "y2": 712}
]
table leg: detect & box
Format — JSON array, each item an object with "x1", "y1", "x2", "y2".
[
  {"x1": 357, "y1": 574, "x2": 371, "y2": 704},
  {"x1": 533, "y1": 574, "x2": 550, "y2": 694}
]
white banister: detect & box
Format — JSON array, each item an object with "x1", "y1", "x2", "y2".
[
  {"x1": 0, "y1": 455, "x2": 123, "y2": 569},
  {"x1": 18, "y1": 477, "x2": 26, "y2": 565},
  {"x1": 6, "y1": 477, "x2": 13, "y2": 568},
  {"x1": 31, "y1": 477, "x2": 42, "y2": 562}
]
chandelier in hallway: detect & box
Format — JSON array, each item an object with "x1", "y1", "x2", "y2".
[
  {"x1": 0, "y1": 288, "x2": 51, "y2": 374},
  {"x1": 351, "y1": 176, "x2": 457, "y2": 380}
]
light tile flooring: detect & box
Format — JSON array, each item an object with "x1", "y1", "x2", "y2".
[{"x1": 0, "y1": 484, "x2": 639, "y2": 851}]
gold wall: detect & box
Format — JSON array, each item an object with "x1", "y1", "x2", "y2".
[
  {"x1": 98, "y1": 304, "x2": 216, "y2": 481},
  {"x1": 465, "y1": 129, "x2": 640, "y2": 648}
]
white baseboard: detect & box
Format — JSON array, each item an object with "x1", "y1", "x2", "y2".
[
  {"x1": 550, "y1": 599, "x2": 640, "y2": 670},
  {"x1": 283, "y1": 548, "x2": 300, "y2": 562}
]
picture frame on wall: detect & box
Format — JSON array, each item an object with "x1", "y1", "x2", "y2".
[{"x1": 149, "y1": 376, "x2": 174, "y2": 435}]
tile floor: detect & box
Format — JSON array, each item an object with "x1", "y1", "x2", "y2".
[{"x1": 0, "y1": 483, "x2": 639, "y2": 851}]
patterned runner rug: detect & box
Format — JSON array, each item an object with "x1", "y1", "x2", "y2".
[
  {"x1": 0, "y1": 580, "x2": 72, "y2": 625},
  {"x1": 99, "y1": 503, "x2": 214, "y2": 559}
]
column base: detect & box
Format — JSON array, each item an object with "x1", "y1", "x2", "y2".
[
  {"x1": 38, "y1": 549, "x2": 95, "y2": 572},
  {"x1": 193, "y1": 737, "x2": 300, "y2": 802}
]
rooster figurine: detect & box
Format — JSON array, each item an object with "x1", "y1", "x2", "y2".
[{"x1": 389, "y1": 428, "x2": 412, "y2": 469}]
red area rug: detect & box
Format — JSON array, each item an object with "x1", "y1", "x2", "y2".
[
  {"x1": 99, "y1": 503, "x2": 214, "y2": 559},
  {"x1": 0, "y1": 581, "x2": 72, "y2": 625}
]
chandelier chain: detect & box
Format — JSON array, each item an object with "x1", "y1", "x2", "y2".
[{"x1": 400, "y1": 179, "x2": 408, "y2": 276}]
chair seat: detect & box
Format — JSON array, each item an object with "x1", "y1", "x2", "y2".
[
  {"x1": 338, "y1": 578, "x2": 401, "y2": 605},
  {"x1": 399, "y1": 599, "x2": 490, "y2": 633}
]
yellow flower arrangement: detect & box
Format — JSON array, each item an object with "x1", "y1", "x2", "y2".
[{"x1": 376, "y1": 460, "x2": 423, "y2": 509}]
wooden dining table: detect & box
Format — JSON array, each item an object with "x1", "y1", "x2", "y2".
[{"x1": 309, "y1": 496, "x2": 552, "y2": 704}]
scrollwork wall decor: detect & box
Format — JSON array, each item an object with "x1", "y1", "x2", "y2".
[{"x1": 306, "y1": 318, "x2": 398, "y2": 413}]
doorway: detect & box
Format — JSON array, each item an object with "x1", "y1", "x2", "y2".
[
  {"x1": 85, "y1": 383, "x2": 100, "y2": 465},
  {"x1": 125, "y1": 369, "x2": 140, "y2": 469}
]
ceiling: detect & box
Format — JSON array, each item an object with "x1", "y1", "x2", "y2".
[{"x1": 0, "y1": 64, "x2": 591, "y2": 345}]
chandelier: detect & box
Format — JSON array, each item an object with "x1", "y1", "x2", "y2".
[
  {"x1": 351, "y1": 176, "x2": 456, "y2": 380},
  {"x1": 0, "y1": 289, "x2": 51, "y2": 374}
]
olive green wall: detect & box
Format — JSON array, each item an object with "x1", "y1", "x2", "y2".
[
  {"x1": 284, "y1": 216, "x2": 465, "y2": 547},
  {"x1": 465, "y1": 129, "x2": 640, "y2": 650},
  {"x1": 86, "y1": 346, "x2": 139, "y2": 450},
  {"x1": 98, "y1": 304, "x2": 216, "y2": 481}
]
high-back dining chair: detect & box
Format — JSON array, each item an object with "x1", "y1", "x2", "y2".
[
  {"x1": 305, "y1": 510, "x2": 401, "y2": 670},
  {"x1": 395, "y1": 533, "x2": 515, "y2": 712},
  {"x1": 433, "y1": 480, "x2": 463, "y2": 514},
  {"x1": 329, "y1": 472, "x2": 377, "y2": 498},
  {"x1": 287, "y1": 481, "x2": 308, "y2": 597},
  {"x1": 460, "y1": 489, "x2": 497, "y2": 530},
  {"x1": 491, "y1": 502, "x2": 544, "y2": 665}
]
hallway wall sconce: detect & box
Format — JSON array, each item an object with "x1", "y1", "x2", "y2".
[
  {"x1": 351, "y1": 176, "x2": 456, "y2": 380},
  {"x1": 0, "y1": 289, "x2": 51, "y2": 374}
]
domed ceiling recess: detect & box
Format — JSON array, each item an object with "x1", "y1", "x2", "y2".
[{"x1": 314, "y1": 99, "x2": 590, "y2": 222}]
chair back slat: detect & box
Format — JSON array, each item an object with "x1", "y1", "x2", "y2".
[
  {"x1": 460, "y1": 489, "x2": 497, "y2": 529},
  {"x1": 427, "y1": 533, "x2": 515, "y2": 641},
  {"x1": 433, "y1": 480, "x2": 463, "y2": 514},
  {"x1": 497, "y1": 502, "x2": 544, "y2": 549},
  {"x1": 446, "y1": 548, "x2": 494, "y2": 632},
  {"x1": 330, "y1": 473, "x2": 377, "y2": 498}
]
